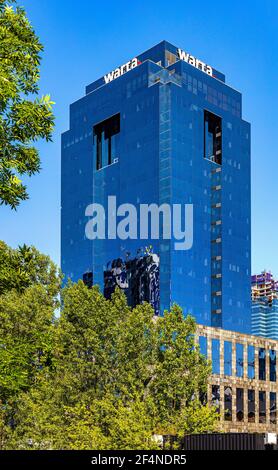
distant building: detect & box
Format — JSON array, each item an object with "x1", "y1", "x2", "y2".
[
  {"x1": 197, "y1": 324, "x2": 278, "y2": 434},
  {"x1": 252, "y1": 271, "x2": 278, "y2": 340}
]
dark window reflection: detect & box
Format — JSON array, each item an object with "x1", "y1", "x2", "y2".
[
  {"x1": 236, "y1": 388, "x2": 244, "y2": 422},
  {"x1": 259, "y1": 391, "x2": 266, "y2": 423},
  {"x1": 248, "y1": 345, "x2": 255, "y2": 379},
  {"x1": 270, "y1": 392, "x2": 277, "y2": 425},
  {"x1": 199, "y1": 391, "x2": 207, "y2": 405},
  {"x1": 259, "y1": 348, "x2": 266, "y2": 381},
  {"x1": 204, "y1": 110, "x2": 222, "y2": 165},
  {"x1": 94, "y1": 113, "x2": 120, "y2": 170},
  {"x1": 248, "y1": 389, "x2": 255, "y2": 423},
  {"x1": 211, "y1": 385, "x2": 220, "y2": 413},
  {"x1": 269, "y1": 350, "x2": 276, "y2": 382},
  {"x1": 224, "y1": 386, "x2": 232, "y2": 421}
]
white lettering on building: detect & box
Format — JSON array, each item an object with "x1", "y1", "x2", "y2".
[
  {"x1": 177, "y1": 48, "x2": 213, "y2": 77},
  {"x1": 104, "y1": 58, "x2": 139, "y2": 84}
]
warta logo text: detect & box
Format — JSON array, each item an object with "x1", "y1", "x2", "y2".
[
  {"x1": 177, "y1": 48, "x2": 213, "y2": 77},
  {"x1": 104, "y1": 58, "x2": 139, "y2": 84}
]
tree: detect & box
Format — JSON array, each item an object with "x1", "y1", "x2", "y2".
[
  {"x1": 0, "y1": 240, "x2": 61, "y2": 296},
  {"x1": 0, "y1": 242, "x2": 61, "y2": 449},
  {"x1": 149, "y1": 305, "x2": 215, "y2": 436},
  {"x1": 0, "y1": 0, "x2": 54, "y2": 208},
  {"x1": 4, "y1": 282, "x2": 218, "y2": 450}
]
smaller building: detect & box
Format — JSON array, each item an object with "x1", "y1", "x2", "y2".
[
  {"x1": 197, "y1": 325, "x2": 278, "y2": 434},
  {"x1": 252, "y1": 271, "x2": 278, "y2": 340}
]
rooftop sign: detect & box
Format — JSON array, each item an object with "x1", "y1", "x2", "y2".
[
  {"x1": 104, "y1": 58, "x2": 140, "y2": 84},
  {"x1": 177, "y1": 48, "x2": 213, "y2": 77}
]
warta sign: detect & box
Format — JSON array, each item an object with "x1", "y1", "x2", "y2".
[
  {"x1": 177, "y1": 48, "x2": 213, "y2": 77},
  {"x1": 104, "y1": 58, "x2": 140, "y2": 84}
]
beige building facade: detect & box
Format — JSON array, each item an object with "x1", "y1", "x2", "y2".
[{"x1": 196, "y1": 325, "x2": 278, "y2": 434}]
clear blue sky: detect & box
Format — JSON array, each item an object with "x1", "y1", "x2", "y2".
[{"x1": 1, "y1": 0, "x2": 277, "y2": 277}]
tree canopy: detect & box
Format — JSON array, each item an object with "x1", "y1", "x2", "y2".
[
  {"x1": 0, "y1": 246, "x2": 218, "y2": 449},
  {"x1": 0, "y1": 0, "x2": 54, "y2": 208}
]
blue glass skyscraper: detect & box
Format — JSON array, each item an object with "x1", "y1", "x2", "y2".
[{"x1": 61, "y1": 41, "x2": 251, "y2": 333}]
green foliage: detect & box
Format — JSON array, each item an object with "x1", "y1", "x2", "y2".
[
  {"x1": 0, "y1": 246, "x2": 217, "y2": 449},
  {"x1": 0, "y1": 0, "x2": 55, "y2": 208},
  {"x1": 0, "y1": 241, "x2": 61, "y2": 441},
  {"x1": 150, "y1": 305, "x2": 213, "y2": 435},
  {"x1": 0, "y1": 240, "x2": 61, "y2": 296}
]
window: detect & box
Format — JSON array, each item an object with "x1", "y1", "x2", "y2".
[
  {"x1": 83, "y1": 271, "x2": 93, "y2": 288},
  {"x1": 211, "y1": 385, "x2": 220, "y2": 413},
  {"x1": 270, "y1": 392, "x2": 277, "y2": 425},
  {"x1": 224, "y1": 341, "x2": 232, "y2": 376},
  {"x1": 269, "y1": 350, "x2": 276, "y2": 382},
  {"x1": 248, "y1": 345, "x2": 255, "y2": 379},
  {"x1": 204, "y1": 110, "x2": 222, "y2": 165},
  {"x1": 259, "y1": 348, "x2": 266, "y2": 381},
  {"x1": 165, "y1": 50, "x2": 177, "y2": 66},
  {"x1": 94, "y1": 113, "x2": 120, "y2": 170},
  {"x1": 224, "y1": 386, "x2": 232, "y2": 421},
  {"x1": 199, "y1": 336, "x2": 207, "y2": 358},
  {"x1": 199, "y1": 391, "x2": 207, "y2": 405},
  {"x1": 259, "y1": 391, "x2": 266, "y2": 423},
  {"x1": 236, "y1": 388, "x2": 244, "y2": 422},
  {"x1": 212, "y1": 338, "x2": 220, "y2": 374},
  {"x1": 236, "y1": 343, "x2": 244, "y2": 378},
  {"x1": 248, "y1": 389, "x2": 255, "y2": 423}
]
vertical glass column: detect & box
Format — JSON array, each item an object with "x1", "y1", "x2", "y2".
[
  {"x1": 158, "y1": 84, "x2": 171, "y2": 313},
  {"x1": 247, "y1": 345, "x2": 255, "y2": 379},
  {"x1": 212, "y1": 338, "x2": 220, "y2": 374},
  {"x1": 259, "y1": 348, "x2": 266, "y2": 380},
  {"x1": 224, "y1": 341, "x2": 232, "y2": 376},
  {"x1": 199, "y1": 336, "x2": 207, "y2": 358},
  {"x1": 236, "y1": 388, "x2": 244, "y2": 422},
  {"x1": 259, "y1": 391, "x2": 266, "y2": 423},
  {"x1": 224, "y1": 386, "x2": 232, "y2": 421},
  {"x1": 248, "y1": 389, "x2": 255, "y2": 423},
  {"x1": 236, "y1": 343, "x2": 244, "y2": 378},
  {"x1": 211, "y1": 385, "x2": 220, "y2": 413},
  {"x1": 269, "y1": 349, "x2": 276, "y2": 382},
  {"x1": 270, "y1": 392, "x2": 277, "y2": 425}
]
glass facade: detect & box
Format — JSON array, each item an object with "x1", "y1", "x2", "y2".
[
  {"x1": 259, "y1": 391, "x2": 266, "y2": 424},
  {"x1": 199, "y1": 336, "x2": 207, "y2": 358},
  {"x1": 236, "y1": 388, "x2": 244, "y2": 422},
  {"x1": 236, "y1": 343, "x2": 244, "y2": 378},
  {"x1": 247, "y1": 345, "x2": 255, "y2": 379},
  {"x1": 248, "y1": 389, "x2": 255, "y2": 423},
  {"x1": 270, "y1": 392, "x2": 277, "y2": 425},
  {"x1": 199, "y1": 326, "x2": 278, "y2": 430},
  {"x1": 224, "y1": 341, "x2": 232, "y2": 376},
  {"x1": 224, "y1": 386, "x2": 232, "y2": 421},
  {"x1": 259, "y1": 348, "x2": 266, "y2": 381},
  {"x1": 211, "y1": 385, "x2": 220, "y2": 413},
  {"x1": 269, "y1": 349, "x2": 276, "y2": 382},
  {"x1": 212, "y1": 338, "x2": 220, "y2": 374},
  {"x1": 61, "y1": 41, "x2": 251, "y2": 333}
]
